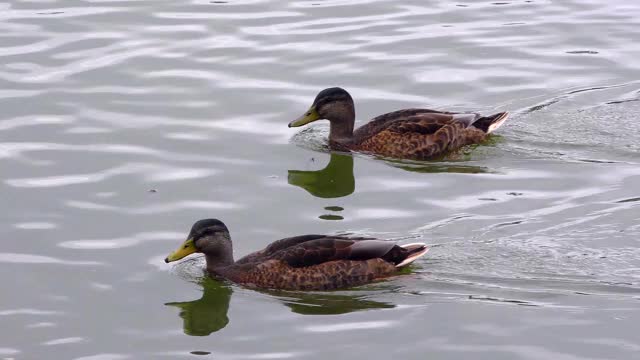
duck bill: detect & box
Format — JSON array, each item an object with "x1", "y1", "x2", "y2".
[
  {"x1": 288, "y1": 105, "x2": 320, "y2": 127},
  {"x1": 165, "y1": 238, "x2": 197, "y2": 263}
]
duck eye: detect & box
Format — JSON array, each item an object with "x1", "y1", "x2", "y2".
[
  {"x1": 306, "y1": 112, "x2": 311, "y2": 116},
  {"x1": 183, "y1": 245, "x2": 189, "y2": 249}
]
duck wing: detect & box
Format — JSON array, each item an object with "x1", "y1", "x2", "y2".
[
  {"x1": 353, "y1": 109, "x2": 478, "y2": 141},
  {"x1": 235, "y1": 234, "x2": 375, "y2": 264},
  {"x1": 269, "y1": 237, "x2": 402, "y2": 268}
]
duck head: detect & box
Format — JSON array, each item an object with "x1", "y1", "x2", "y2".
[
  {"x1": 289, "y1": 87, "x2": 355, "y2": 140},
  {"x1": 165, "y1": 219, "x2": 233, "y2": 265}
]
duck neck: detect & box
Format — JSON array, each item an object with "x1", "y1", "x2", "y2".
[
  {"x1": 329, "y1": 122, "x2": 354, "y2": 142},
  {"x1": 204, "y1": 237, "x2": 235, "y2": 273},
  {"x1": 328, "y1": 108, "x2": 355, "y2": 143}
]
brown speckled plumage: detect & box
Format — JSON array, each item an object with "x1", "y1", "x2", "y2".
[
  {"x1": 289, "y1": 88, "x2": 509, "y2": 160},
  {"x1": 221, "y1": 258, "x2": 396, "y2": 291},
  {"x1": 352, "y1": 111, "x2": 489, "y2": 159},
  {"x1": 166, "y1": 219, "x2": 429, "y2": 291}
]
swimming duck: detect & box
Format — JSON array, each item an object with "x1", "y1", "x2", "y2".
[
  {"x1": 289, "y1": 87, "x2": 509, "y2": 160},
  {"x1": 165, "y1": 219, "x2": 429, "y2": 291}
]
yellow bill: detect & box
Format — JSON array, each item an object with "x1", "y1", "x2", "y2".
[
  {"x1": 165, "y1": 238, "x2": 197, "y2": 263},
  {"x1": 288, "y1": 105, "x2": 320, "y2": 127}
]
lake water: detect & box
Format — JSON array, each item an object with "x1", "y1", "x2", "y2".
[{"x1": 1, "y1": 0, "x2": 639, "y2": 359}]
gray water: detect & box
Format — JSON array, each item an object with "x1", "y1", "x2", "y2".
[{"x1": 1, "y1": 0, "x2": 640, "y2": 359}]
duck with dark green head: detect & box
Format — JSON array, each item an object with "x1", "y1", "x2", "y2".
[
  {"x1": 165, "y1": 219, "x2": 429, "y2": 291},
  {"x1": 289, "y1": 87, "x2": 509, "y2": 160}
]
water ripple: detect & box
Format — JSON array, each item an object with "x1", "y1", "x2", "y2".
[
  {"x1": 6, "y1": 164, "x2": 218, "y2": 188},
  {"x1": 0, "y1": 253, "x2": 102, "y2": 266},
  {"x1": 302, "y1": 320, "x2": 396, "y2": 333},
  {"x1": 59, "y1": 231, "x2": 182, "y2": 250},
  {"x1": 65, "y1": 200, "x2": 242, "y2": 214}
]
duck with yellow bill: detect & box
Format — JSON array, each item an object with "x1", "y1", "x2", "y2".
[
  {"x1": 289, "y1": 87, "x2": 509, "y2": 160},
  {"x1": 165, "y1": 219, "x2": 429, "y2": 291}
]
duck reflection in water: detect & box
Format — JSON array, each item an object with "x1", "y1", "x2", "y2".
[
  {"x1": 386, "y1": 159, "x2": 491, "y2": 174},
  {"x1": 272, "y1": 290, "x2": 395, "y2": 316},
  {"x1": 165, "y1": 277, "x2": 231, "y2": 336},
  {"x1": 166, "y1": 278, "x2": 394, "y2": 336},
  {"x1": 288, "y1": 152, "x2": 492, "y2": 201},
  {"x1": 288, "y1": 153, "x2": 355, "y2": 198}
]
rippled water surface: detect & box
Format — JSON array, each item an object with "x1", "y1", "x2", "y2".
[{"x1": 2, "y1": 0, "x2": 640, "y2": 359}]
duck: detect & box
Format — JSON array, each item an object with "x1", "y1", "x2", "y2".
[
  {"x1": 165, "y1": 219, "x2": 429, "y2": 291},
  {"x1": 288, "y1": 87, "x2": 509, "y2": 160}
]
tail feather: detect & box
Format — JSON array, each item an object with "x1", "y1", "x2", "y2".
[
  {"x1": 472, "y1": 111, "x2": 509, "y2": 134},
  {"x1": 396, "y1": 243, "x2": 429, "y2": 268}
]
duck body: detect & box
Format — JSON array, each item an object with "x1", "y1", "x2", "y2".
[
  {"x1": 347, "y1": 108, "x2": 508, "y2": 159},
  {"x1": 289, "y1": 88, "x2": 509, "y2": 160},
  {"x1": 218, "y1": 235, "x2": 427, "y2": 291},
  {"x1": 166, "y1": 220, "x2": 429, "y2": 291}
]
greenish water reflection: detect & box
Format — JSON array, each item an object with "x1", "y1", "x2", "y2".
[
  {"x1": 384, "y1": 152, "x2": 492, "y2": 173},
  {"x1": 165, "y1": 278, "x2": 231, "y2": 336},
  {"x1": 382, "y1": 140, "x2": 502, "y2": 174},
  {"x1": 167, "y1": 278, "x2": 394, "y2": 336},
  {"x1": 389, "y1": 161, "x2": 491, "y2": 174},
  {"x1": 275, "y1": 291, "x2": 395, "y2": 315},
  {"x1": 318, "y1": 214, "x2": 344, "y2": 221},
  {"x1": 288, "y1": 153, "x2": 355, "y2": 198}
]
